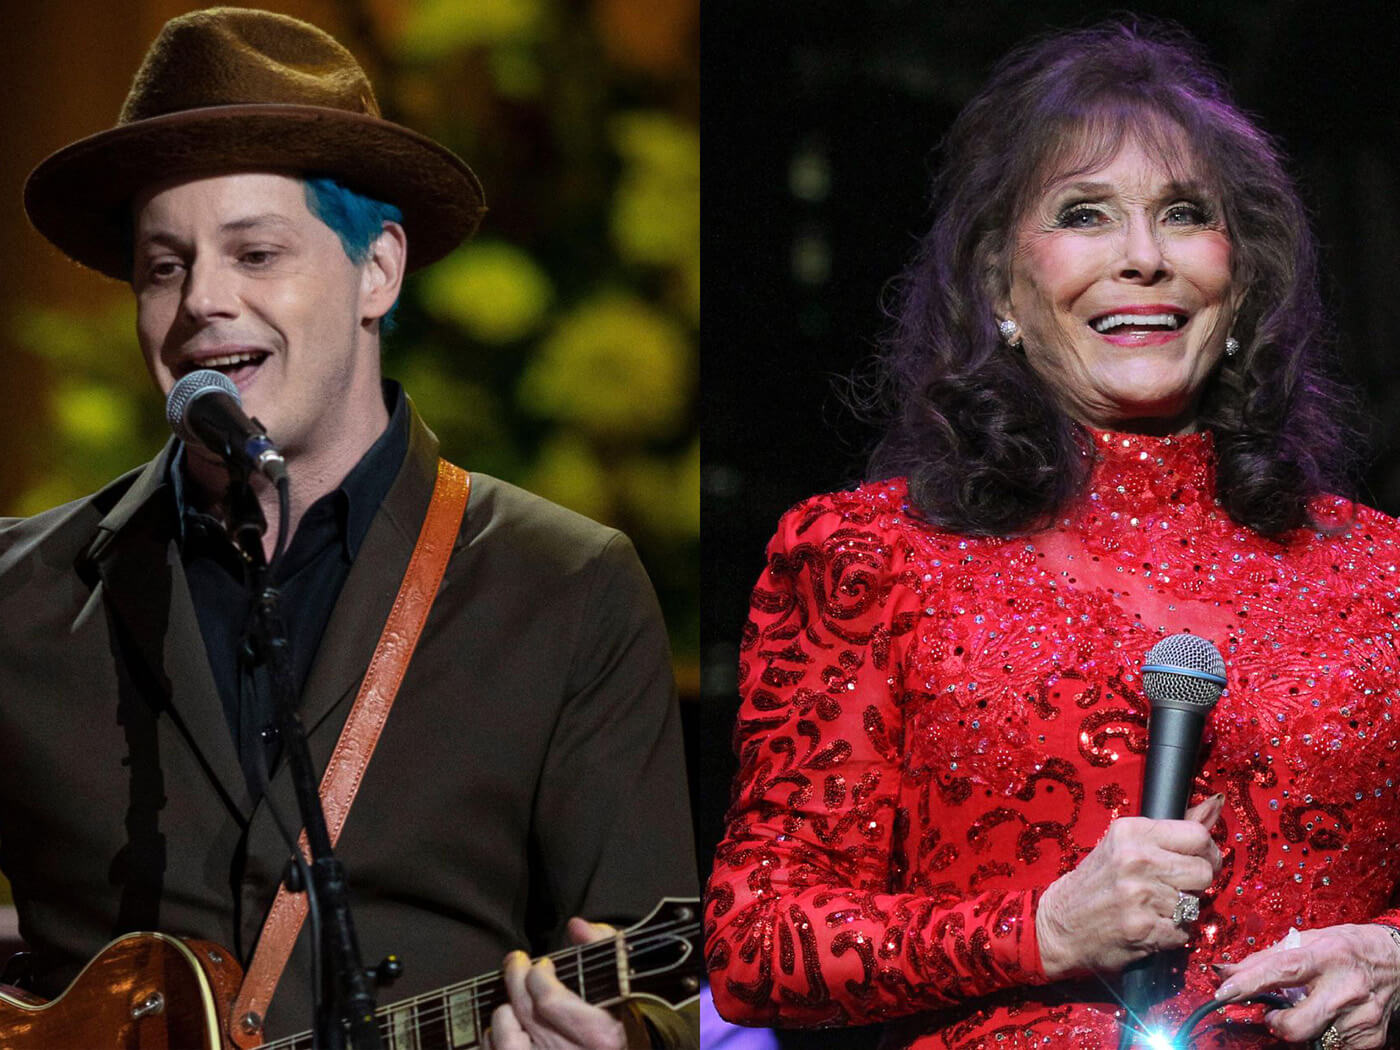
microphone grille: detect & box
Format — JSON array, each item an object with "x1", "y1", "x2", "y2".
[
  {"x1": 1141, "y1": 633, "x2": 1226, "y2": 709},
  {"x1": 166, "y1": 369, "x2": 239, "y2": 443}
]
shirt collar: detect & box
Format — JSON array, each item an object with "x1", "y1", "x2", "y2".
[{"x1": 171, "y1": 380, "x2": 410, "y2": 561}]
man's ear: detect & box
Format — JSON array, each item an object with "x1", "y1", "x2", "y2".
[{"x1": 361, "y1": 220, "x2": 407, "y2": 324}]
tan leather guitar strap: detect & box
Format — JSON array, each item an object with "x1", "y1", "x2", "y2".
[{"x1": 228, "y1": 459, "x2": 471, "y2": 1049}]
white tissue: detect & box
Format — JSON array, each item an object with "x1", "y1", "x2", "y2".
[{"x1": 1274, "y1": 927, "x2": 1306, "y2": 1005}]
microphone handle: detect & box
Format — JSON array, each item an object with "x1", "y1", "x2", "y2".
[
  {"x1": 187, "y1": 393, "x2": 287, "y2": 483},
  {"x1": 1139, "y1": 704, "x2": 1209, "y2": 819},
  {"x1": 187, "y1": 391, "x2": 257, "y2": 456},
  {"x1": 1118, "y1": 703, "x2": 1210, "y2": 1048}
]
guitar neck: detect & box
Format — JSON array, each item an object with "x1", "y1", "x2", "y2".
[{"x1": 264, "y1": 900, "x2": 700, "y2": 1050}]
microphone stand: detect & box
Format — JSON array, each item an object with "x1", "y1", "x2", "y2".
[{"x1": 228, "y1": 467, "x2": 382, "y2": 1050}]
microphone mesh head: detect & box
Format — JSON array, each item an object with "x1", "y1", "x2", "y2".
[
  {"x1": 1141, "y1": 634, "x2": 1226, "y2": 709},
  {"x1": 166, "y1": 369, "x2": 239, "y2": 443}
]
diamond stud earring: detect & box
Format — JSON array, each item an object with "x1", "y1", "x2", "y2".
[
  {"x1": 1224, "y1": 336, "x2": 1240, "y2": 357},
  {"x1": 997, "y1": 318, "x2": 1021, "y2": 347}
]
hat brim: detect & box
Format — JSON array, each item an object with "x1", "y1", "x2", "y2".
[{"x1": 24, "y1": 104, "x2": 486, "y2": 281}]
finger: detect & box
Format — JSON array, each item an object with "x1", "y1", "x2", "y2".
[
  {"x1": 1267, "y1": 964, "x2": 1390, "y2": 1047},
  {"x1": 1216, "y1": 947, "x2": 1316, "y2": 1002},
  {"x1": 523, "y1": 957, "x2": 627, "y2": 1047},
  {"x1": 487, "y1": 1003, "x2": 529, "y2": 1050},
  {"x1": 501, "y1": 950, "x2": 536, "y2": 1029},
  {"x1": 1148, "y1": 850, "x2": 1216, "y2": 893},
  {"x1": 1262, "y1": 985, "x2": 1345, "y2": 1043},
  {"x1": 1184, "y1": 792, "x2": 1225, "y2": 829},
  {"x1": 567, "y1": 916, "x2": 618, "y2": 945},
  {"x1": 1263, "y1": 994, "x2": 1368, "y2": 1046},
  {"x1": 1141, "y1": 819, "x2": 1221, "y2": 867},
  {"x1": 1103, "y1": 824, "x2": 1215, "y2": 884}
]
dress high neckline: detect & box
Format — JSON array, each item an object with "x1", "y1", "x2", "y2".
[{"x1": 1082, "y1": 426, "x2": 1217, "y2": 512}]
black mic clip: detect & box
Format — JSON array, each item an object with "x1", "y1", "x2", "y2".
[{"x1": 166, "y1": 369, "x2": 288, "y2": 485}]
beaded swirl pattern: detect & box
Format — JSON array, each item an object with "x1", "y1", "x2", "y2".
[{"x1": 706, "y1": 430, "x2": 1400, "y2": 1049}]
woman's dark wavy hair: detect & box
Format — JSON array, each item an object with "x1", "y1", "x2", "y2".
[{"x1": 865, "y1": 19, "x2": 1358, "y2": 537}]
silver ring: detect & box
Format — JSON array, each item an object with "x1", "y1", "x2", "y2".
[
  {"x1": 1172, "y1": 891, "x2": 1200, "y2": 927},
  {"x1": 1320, "y1": 1024, "x2": 1344, "y2": 1050}
]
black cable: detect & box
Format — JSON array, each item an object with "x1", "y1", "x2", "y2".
[
  {"x1": 1172, "y1": 993, "x2": 1324, "y2": 1049},
  {"x1": 268, "y1": 475, "x2": 291, "y2": 579}
]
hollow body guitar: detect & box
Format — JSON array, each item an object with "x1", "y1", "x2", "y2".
[{"x1": 0, "y1": 897, "x2": 700, "y2": 1049}]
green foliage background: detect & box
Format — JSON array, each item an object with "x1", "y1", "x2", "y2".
[{"x1": 4, "y1": 0, "x2": 699, "y2": 683}]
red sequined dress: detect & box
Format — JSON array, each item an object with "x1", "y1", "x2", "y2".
[{"x1": 706, "y1": 430, "x2": 1400, "y2": 1049}]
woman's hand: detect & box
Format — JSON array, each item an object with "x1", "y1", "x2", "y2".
[
  {"x1": 1035, "y1": 794, "x2": 1224, "y2": 979},
  {"x1": 1215, "y1": 924, "x2": 1400, "y2": 1048}
]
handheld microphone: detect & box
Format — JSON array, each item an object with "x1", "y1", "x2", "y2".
[
  {"x1": 1138, "y1": 634, "x2": 1226, "y2": 818},
  {"x1": 166, "y1": 369, "x2": 287, "y2": 484},
  {"x1": 1119, "y1": 633, "x2": 1225, "y2": 1048}
]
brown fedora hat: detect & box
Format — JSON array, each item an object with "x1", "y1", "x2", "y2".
[{"x1": 24, "y1": 7, "x2": 485, "y2": 281}]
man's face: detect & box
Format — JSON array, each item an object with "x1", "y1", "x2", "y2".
[{"x1": 132, "y1": 172, "x2": 385, "y2": 464}]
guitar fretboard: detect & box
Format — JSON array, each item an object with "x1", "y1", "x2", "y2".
[{"x1": 264, "y1": 908, "x2": 699, "y2": 1050}]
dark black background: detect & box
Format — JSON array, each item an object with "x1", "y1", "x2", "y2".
[{"x1": 696, "y1": 4, "x2": 1400, "y2": 1045}]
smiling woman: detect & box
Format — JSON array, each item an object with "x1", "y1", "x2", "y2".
[
  {"x1": 705, "y1": 18, "x2": 1400, "y2": 1050},
  {"x1": 852, "y1": 19, "x2": 1347, "y2": 542},
  {"x1": 1004, "y1": 136, "x2": 1235, "y2": 434}
]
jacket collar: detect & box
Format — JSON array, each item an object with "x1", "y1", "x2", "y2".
[
  {"x1": 82, "y1": 436, "x2": 255, "y2": 818},
  {"x1": 78, "y1": 397, "x2": 450, "y2": 822}
]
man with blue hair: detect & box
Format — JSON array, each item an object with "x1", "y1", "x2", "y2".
[{"x1": 0, "y1": 8, "x2": 695, "y2": 1050}]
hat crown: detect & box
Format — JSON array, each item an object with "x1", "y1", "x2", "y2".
[
  {"x1": 118, "y1": 7, "x2": 380, "y2": 125},
  {"x1": 26, "y1": 5, "x2": 484, "y2": 280}
]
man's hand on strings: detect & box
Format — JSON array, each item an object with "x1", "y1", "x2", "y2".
[{"x1": 484, "y1": 918, "x2": 632, "y2": 1050}]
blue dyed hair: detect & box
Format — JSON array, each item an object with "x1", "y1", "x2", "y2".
[{"x1": 303, "y1": 176, "x2": 404, "y2": 331}]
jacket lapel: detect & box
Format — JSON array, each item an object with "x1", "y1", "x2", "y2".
[
  {"x1": 293, "y1": 405, "x2": 442, "y2": 742},
  {"x1": 84, "y1": 441, "x2": 253, "y2": 820}
]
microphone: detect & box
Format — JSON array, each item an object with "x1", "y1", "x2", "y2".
[
  {"x1": 1119, "y1": 633, "x2": 1226, "y2": 1047},
  {"x1": 1138, "y1": 634, "x2": 1226, "y2": 819},
  {"x1": 166, "y1": 370, "x2": 287, "y2": 484}
]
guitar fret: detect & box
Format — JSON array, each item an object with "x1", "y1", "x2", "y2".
[
  {"x1": 58, "y1": 899, "x2": 701, "y2": 1050},
  {"x1": 396, "y1": 1000, "x2": 422, "y2": 1050},
  {"x1": 446, "y1": 985, "x2": 477, "y2": 1049}
]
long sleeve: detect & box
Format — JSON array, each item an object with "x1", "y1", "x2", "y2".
[
  {"x1": 705, "y1": 495, "x2": 1047, "y2": 1028},
  {"x1": 532, "y1": 530, "x2": 698, "y2": 1047},
  {"x1": 532, "y1": 531, "x2": 696, "y2": 930}
]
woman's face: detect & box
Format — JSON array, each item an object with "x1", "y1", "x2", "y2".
[{"x1": 1001, "y1": 136, "x2": 1234, "y2": 434}]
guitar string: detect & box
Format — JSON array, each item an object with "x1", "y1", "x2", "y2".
[
  {"x1": 261, "y1": 916, "x2": 701, "y2": 1049},
  {"x1": 263, "y1": 920, "x2": 700, "y2": 1050},
  {"x1": 365, "y1": 918, "x2": 700, "y2": 1016},
  {"x1": 354, "y1": 922, "x2": 701, "y2": 1037}
]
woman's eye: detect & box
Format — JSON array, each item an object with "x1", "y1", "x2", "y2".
[
  {"x1": 1164, "y1": 201, "x2": 1210, "y2": 225},
  {"x1": 241, "y1": 250, "x2": 276, "y2": 266},
  {"x1": 1056, "y1": 204, "x2": 1107, "y2": 229}
]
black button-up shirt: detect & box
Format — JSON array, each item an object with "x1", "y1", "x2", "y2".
[{"x1": 175, "y1": 382, "x2": 409, "y2": 795}]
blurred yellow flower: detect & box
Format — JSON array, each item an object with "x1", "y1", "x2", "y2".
[
  {"x1": 53, "y1": 382, "x2": 139, "y2": 447},
  {"x1": 394, "y1": 356, "x2": 506, "y2": 448},
  {"x1": 610, "y1": 111, "x2": 699, "y2": 273},
  {"x1": 517, "y1": 294, "x2": 691, "y2": 437},
  {"x1": 17, "y1": 477, "x2": 85, "y2": 518},
  {"x1": 417, "y1": 241, "x2": 555, "y2": 344},
  {"x1": 616, "y1": 440, "x2": 699, "y2": 539},
  {"x1": 394, "y1": 0, "x2": 543, "y2": 61},
  {"x1": 489, "y1": 46, "x2": 544, "y2": 98},
  {"x1": 520, "y1": 433, "x2": 613, "y2": 524},
  {"x1": 15, "y1": 300, "x2": 142, "y2": 383}
]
